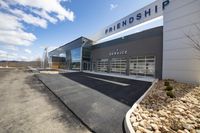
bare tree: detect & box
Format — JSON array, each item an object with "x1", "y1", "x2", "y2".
[
  {"x1": 35, "y1": 57, "x2": 41, "y2": 68},
  {"x1": 185, "y1": 24, "x2": 200, "y2": 57}
]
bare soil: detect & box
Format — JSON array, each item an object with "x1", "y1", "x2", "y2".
[{"x1": 0, "y1": 68, "x2": 91, "y2": 133}]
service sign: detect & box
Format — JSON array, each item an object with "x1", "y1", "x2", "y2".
[{"x1": 109, "y1": 49, "x2": 128, "y2": 56}]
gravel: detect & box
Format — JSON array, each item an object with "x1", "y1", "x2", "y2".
[
  {"x1": 130, "y1": 80, "x2": 200, "y2": 133},
  {"x1": 0, "y1": 68, "x2": 91, "y2": 133}
]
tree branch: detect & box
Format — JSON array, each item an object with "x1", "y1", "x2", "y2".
[{"x1": 184, "y1": 33, "x2": 200, "y2": 51}]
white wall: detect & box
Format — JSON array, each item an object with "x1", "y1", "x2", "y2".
[{"x1": 163, "y1": 0, "x2": 200, "y2": 84}]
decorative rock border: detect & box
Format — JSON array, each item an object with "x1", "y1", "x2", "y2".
[{"x1": 124, "y1": 79, "x2": 158, "y2": 133}]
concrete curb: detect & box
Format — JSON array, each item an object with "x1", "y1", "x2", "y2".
[
  {"x1": 124, "y1": 79, "x2": 158, "y2": 133},
  {"x1": 28, "y1": 66, "x2": 39, "y2": 73},
  {"x1": 83, "y1": 71, "x2": 155, "y2": 82}
]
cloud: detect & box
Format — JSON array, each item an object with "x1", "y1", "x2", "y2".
[
  {"x1": 5, "y1": 45, "x2": 19, "y2": 51},
  {"x1": 0, "y1": 45, "x2": 19, "y2": 51},
  {"x1": 0, "y1": 49, "x2": 31, "y2": 61},
  {"x1": 24, "y1": 49, "x2": 32, "y2": 54},
  {"x1": 0, "y1": 12, "x2": 23, "y2": 31},
  {"x1": 9, "y1": 9, "x2": 48, "y2": 28},
  {"x1": 0, "y1": 24, "x2": 37, "y2": 46},
  {"x1": 0, "y1": 48, "x2": 19, "y2": 60},
  {"x1": 0, "y1": 50, "x2": 17, "y2": 59},
  {"x1": 0, "y1": 0, "x2": 74, "y2": 47},
  {"x1": 11, "y1": 0, "x2": 75, "y2": 21},
  {"x1": 19, "y1": 55, "x2": 29, "y2": 61},
  {"x1": 31, "y1": 9, "x2": 58, "y2": 24},
  {"x1": 0, "y1": 50, "x2": 7, "y2": 55},
  {"x1": 110, "y1": 4, "x2": 118, "y2": 10}
]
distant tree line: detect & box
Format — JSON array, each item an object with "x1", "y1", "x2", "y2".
[{"x1": 0, "y1": 58, "x2": 42, "y2": 68}]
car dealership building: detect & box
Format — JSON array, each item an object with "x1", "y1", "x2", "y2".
[{"x1": 49, "y1": 0, "x2": 200, "y2": 84}]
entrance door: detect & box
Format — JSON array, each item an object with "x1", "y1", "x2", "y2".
[{"x1": 83, "y1": 61, "x2": 90, "y2": 70}]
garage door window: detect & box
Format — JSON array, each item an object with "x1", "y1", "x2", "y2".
[
  {"x1": 97, "y1": 59, "x2": 108, "y2": 72},
  {"x1": 129, "y1": 56, "x2": 155, "y2": 77},
  {"x1": 110, "y1": 58, "x2": 127, "y2": 74}
]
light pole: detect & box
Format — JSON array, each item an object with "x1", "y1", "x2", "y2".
[
  {"x1": 6, "y1": 53, "x2": 8, "y2": 68},
  {"x1": 42, "y1": 47, "x2": 48, "y2": 69}
]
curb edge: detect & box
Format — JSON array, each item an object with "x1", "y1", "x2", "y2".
[{"x1": 124, "y1": 79, "x2": 158, "y2": 133}]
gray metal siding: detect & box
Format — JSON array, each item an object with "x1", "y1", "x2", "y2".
[{"x1": 91, "y1": 27, "x2": 163, "y2": 79}]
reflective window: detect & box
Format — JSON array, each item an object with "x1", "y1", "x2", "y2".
[
  {"x1": 51, "y1": 57, "x2": 66, "y2": 69},
  {"x1": 71, "y1": 47, "x2": 81, "y2": 70},
  {"x1": 110, "y1": 58, "x2": 127, "y2": 74},
  {"x1": 129, "y1": 56, "x2": 155, "y2": 77},
  {"x1": 65, "y1": 50, "x2": 71, "y2": 69},
  {"x1": 71, "y1": 47, "x2": 81, "y2": 62},
  {"x1": 59, "y1": 53, "x2": 66, "y2": 57},
  {"x1": 82, "y1": 47, "x2": 91, "y2": 59},
  {"x1": 97, "y1": 59, "x2": 108, "y2": 72},
  {"x1": 71, "y1": 62, "x2": 80, "y2": 70}
]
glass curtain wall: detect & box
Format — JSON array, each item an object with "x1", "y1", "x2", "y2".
[
  {"x1": 82, "y1": 47, "x2": 91, "y2": 70},
  {"x1": 51, "y1": 57, "x2": 66, "y2": 69},
  {"x1": 71, "y1": 47, "x2": 81, "y2": 70},
  {"x1": 66, "y1": 50, "x2": 71, "y2": 70}
]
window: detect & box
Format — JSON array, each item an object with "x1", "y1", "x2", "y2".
[
  {"x1": 129, "y1": 56, "x2": 155, "y2": 77},
  {"x1": 71, "y1": 47, "x2": 81, "y2": 62},
  {"x1": 110, "y1": 58, "x2": 127, "y2": 74},
  {"x1": 146, "y1": 56, "x2": 155, "y2": 76},
  {"x1": 97, "y1": 59, "x2": 108, "y2": 72},
  {"x1": 71, "y1": 47, "x2": 81, "y2": 70}
]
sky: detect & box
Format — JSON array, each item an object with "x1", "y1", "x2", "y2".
[{"x1": 0, "y1": 0, "x2": 157, "y2": 61}]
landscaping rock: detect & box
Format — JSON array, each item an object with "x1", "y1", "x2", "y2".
[
  {"x1": 150, "y1": 123, "x2": 159, "y2": 131},
  {"x1": 129, "y1": 80, "x2": 200, "y2": 133},
  {"x1": 130, "y1": 116, "x2": 136, "y2": 123},
  {"x1": 196, "y1": 129, "x2": 200, "y2": 133},
  {"x1": 139, "y1": 120, "x2": 148, "y2": 128},
  {"x1": 138, "y1": 126, "x2": 153, "y2": 133}
]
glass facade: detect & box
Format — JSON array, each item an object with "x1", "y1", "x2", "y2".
[
  {"x1": 129, "y1": 56, "x2": 155, "y2": 77},
  {"x1": 71, "y1": 47, "x2": 81, "y2": 62},
  {"x1": 71, "y1": 47, "x2": 81, "y2": 70},
  {"x1": 97, "y1": 59, "x2": 108, "y2": 72},
  {"x1": 51, "y1": 56, "x2": 66, "y2": 69},
  {"x1": 110, "y1": 58, "x2": 127, "y2": 74},
  {"x1": 50, "y1": 43, "x2": 156, "y2": 78},
  {"x1": 49, "y1": 28, "x2": 162, "y2": 79},
  {"x1": 93, "y1": 56, "x2": 155, "y2": 78},
  {"x1": 82, "y1": 47, "x2": 92, "y2": 70},
  {"x1": 49, "y1": 37, "x2": 93, "y2": 71},
  {"x1": 50, "y1": 46, "x2": 92, "y2": 70}
]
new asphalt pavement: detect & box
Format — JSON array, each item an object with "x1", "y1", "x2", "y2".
[{"x1": 37, "y1": 72, "x2": 152, "y2": 133}]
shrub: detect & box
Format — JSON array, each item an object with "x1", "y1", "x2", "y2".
[
  {"x1": 165, "y1": 86, "x2": 173, "y2": 91},
  {"x1": 166, "y1": 91, "x2": 175, "y2": 98},
  {"x1": 164, "y1": 81, "x2": 170, "y2": 86}
]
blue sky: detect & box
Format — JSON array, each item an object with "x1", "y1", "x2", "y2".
[{"x1": 0, "y1": 0, "x2": 156, "y2": 61}]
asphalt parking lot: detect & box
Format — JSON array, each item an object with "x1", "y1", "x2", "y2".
[
  {"x1": 38, "y1": 72, "x2": 152, "y2": 133},
  {"x1": 0, "y1": 68, "x2": 91, "y2": 133}
]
